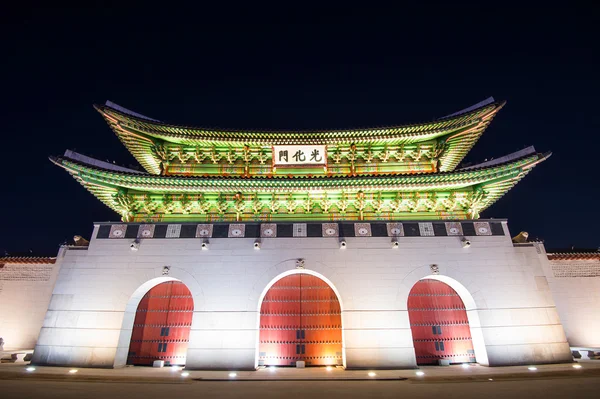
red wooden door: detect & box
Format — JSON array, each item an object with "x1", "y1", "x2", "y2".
[
  {"x1": 127, "y1": 281, "x2": 194, "y2": 366},
  {"x1": 408, "y1": 279, "x2": 475, "y2": 365},
  {"x1": 259, "y1": 273, "x2": 342, "y2": 366}
]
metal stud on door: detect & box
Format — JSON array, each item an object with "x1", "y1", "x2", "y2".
[
  {"x1": 408, "y1": 279, "x2": 475, "y2": 365},
  {"x1": 127, "y1": 281, "x2": 194, "y2": 366},
  {"x1": 259, "y1": 273, "x2": 342, "y2": 366}
]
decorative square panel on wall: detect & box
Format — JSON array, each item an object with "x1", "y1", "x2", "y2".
[
  {"x1": 307, "y1": 224, "x2": 322, "y2": 237},
  {"x1": 490, "y1": 222, "x2": 505, "y2": 236},
  {"x1": 261, "y1": 224, "x2": 277, "y2": 238},
  {"x1": 387, "y1": 223, "x2": 404, "y2": 237},
  {"x1": 95, "y1": 220, "x2": 506, "y2": 240},
  {"x1": 245, "y1": 224, "x2": 260, "y2": 237},
  {"x1": 212, "y1": 225, "x2": 228, "y2": 238},
  {"x1": 125, "y1": 225, "x2": 140, "y2": 238},
  {"x1": 277, "y1": 224, "x2": 293, "y2": 237},
  {"x1": 474, "y1": 222, "x2": 492, "y2": 236},
  {"x1": 153, "y1": 224, "x2": 168, "y2": 238},
  {"x1": 419, "y1": 222, "x2": 435, "y2": 237},
  {"x1": 322, "y1": 223, "x2": 339, "y2": 237},
  {"x1": 293, "y1": 223, "x2": 307, "y2": 237},
  {"x1": 339, "y1": 223, "x2": 355, "y2": 237},
  {"x1": 371, "y1": 223, "x2": 388, "y2": 237},
  {"x1": 432, "y1": 223, "x2": 447, "y2": 236},
  {"x1": 403, "y1": 223, "x2": 420, "y2": 236},
  {"x1": 461, "y1": 223, "x2": 476, "y2": 236},
  {"x1": 96, "y1": 225, "x2": 111, "y2": 239},
  {"x1": 228, "y1": 224, "x2": 246, "y2": 237},
  {"x1": 179, "y1": 224, "x2": 197, "y2": 238},
  {"x1": 109, "y1": 225, "x2": 127, "y2": 239},
  {"x1": 166, "y1": 224, "x2": 182, "y2": 238},
  {"x1": 354, "y1": 223, "x2": 372, "y2": 237},
  {"x1": 445, "y1": 222, "x2": 463, "y2": 236},
  {"x1": 138, "y1": 224, "x2": 155, "y2": 239},
  {"x1": 196, "y1": 224, "x2": 213, "y2": 238}
]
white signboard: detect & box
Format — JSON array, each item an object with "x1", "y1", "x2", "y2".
[{"x1": 272, "y1": 145, "x2": 327, "y2": 167}]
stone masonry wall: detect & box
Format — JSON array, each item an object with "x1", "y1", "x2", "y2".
[
  {"x1": 31, "y1": 221, "x2": 573, "y2": 368},
  {"x1": 0, "y1": 257, "x2": 61, "y2": 351}
]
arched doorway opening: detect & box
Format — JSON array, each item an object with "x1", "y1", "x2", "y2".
[
  {"x1": 258, "y1": 273, "x2": 342, "y2": 366},
  {"x1": 127, "y1": 281, "x2": 194, "y2": 366},
  {"x1": 408, "y1": 279, "x2": 476, "y2": 365}
]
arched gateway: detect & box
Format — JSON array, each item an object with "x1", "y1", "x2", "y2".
[
  {"x1": 259, "y1": 273, "x2": 342, "y2": 366},
  {"x1": 408, "y1": 279, "x2": 475, "y2": 365},
  {"x1": 127, "y1": 281, "x2": 194, "y2": 366}
]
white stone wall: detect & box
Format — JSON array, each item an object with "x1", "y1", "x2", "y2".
[
  {"x1": 32, "y1": 222, "x2": 573, "y2": 368},
  {"x1": 538, "y1": 250, "x2": 600, "y2": 348},
  {"x1": 0, "y1": 255, "x2": 62, "y2": 351}
]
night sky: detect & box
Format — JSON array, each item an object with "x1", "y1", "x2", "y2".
[{"x1": 1, "y1": 4, "x2": 598, "y2": 256}]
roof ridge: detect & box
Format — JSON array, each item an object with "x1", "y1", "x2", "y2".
[
  {"x1": 547, "y1": 251, "x2": 600, "y2": 255},
  {"x1": 62, "y1": 150, "x2": 144, "y2": 174},
  {"x1": 96, "y1": 99, "x2": 502, "y2": 134},
  {"x1": 440, "y1": 97, "x2": 497, "y2": 119},
  {"x1": 0, "y1": 257, "x2": 57, "y2": 264},
  {"x1": 459, "y1": 146, "x2": 540, "y2": 171},
  {"x1": 104, "y1": 101, "x2": 160, "y2": 122}
]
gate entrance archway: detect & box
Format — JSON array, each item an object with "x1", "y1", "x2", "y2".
[
  {"x1": 127, "y1": 281, "x2": 194, "y2": 366},
  {"x1": 259, "y1": 273, "x2": 342, "y2": 366},
  {"x1": 408, "y1": 278, "x2": 475, "y2": 365}
]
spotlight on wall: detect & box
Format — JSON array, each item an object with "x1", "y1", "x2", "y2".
[
  {"x1": 339, "y1": 240, "x2": 347, "y2": 249},
  {"x1": 461, "y1": 237, "x2": 471, "y2": 248},
  {"x1": 130, "y1": 239, "x2": 140, "y2": 251},
  {"x1": 201, "y1": 240, "x2": 209, "y2": 250},
  {"x1": 254, "y1": 240, "x2": 261, "y2": 250},
  {"x1": 392, "y1": 240, "x2": 399, "y2": 248}
]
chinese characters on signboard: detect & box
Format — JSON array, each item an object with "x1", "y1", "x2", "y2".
[{"x1": 272, "y1": 145, "x2": 327, "y2": 167}]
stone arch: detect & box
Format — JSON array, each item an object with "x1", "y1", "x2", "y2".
[
  {"x1": 401, "y1": 270, "x2": 489, "y2": 366},
  {"x1": 114, "y1": 270, "x2": 203, "y2": 368},
  {"x1": 254, "y1": 269, "x2": 346, "y2": 368}
]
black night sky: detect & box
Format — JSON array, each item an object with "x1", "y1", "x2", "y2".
[{"x1": 1, "y1": 4, "x2": 598, "y2": 256}]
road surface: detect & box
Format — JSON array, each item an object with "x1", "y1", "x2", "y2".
[{"x1": 2, "y1": 376, "x2": 599, "y2": 399}]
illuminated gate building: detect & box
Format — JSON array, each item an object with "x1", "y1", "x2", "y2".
[{"x1": 14, "y1": 97, "x2": 589, "y2": 369}]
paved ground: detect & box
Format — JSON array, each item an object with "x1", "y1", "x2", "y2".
[
  {"x1": 2, "y1": 377, "x2": 599, "y2": 399},
  {"x1": 1, "y1": 361, "x2": 599, "y2": 398},
  {"x1": 2, "y1": 360, "x2": 600, "y2": 381}
]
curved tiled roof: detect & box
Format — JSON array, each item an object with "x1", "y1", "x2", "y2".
[
  {"x1": 50, "y1": 148, "x2": 549, "y2": 220},
  {"x1": 95, "y1": 98, "x2": 505, "y2": 175},
  {"x1": 0, "y1": 257, "x2": 56, "y2": 265},
  {"x1": 51, "y1": 150, "x2": 547, "y2": 190},
  {"x1": 547, "y1": 252, "x2": 600, "y2": 261}
]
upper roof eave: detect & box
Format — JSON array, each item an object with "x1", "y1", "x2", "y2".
[
  {"x1": 95, "y1": 99, "x2": 505, "y2": 175},
  {"x1": 95, "y1": 98, "x2": 503, "y2": 137}
]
